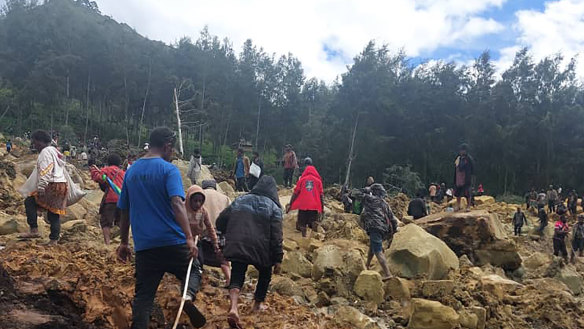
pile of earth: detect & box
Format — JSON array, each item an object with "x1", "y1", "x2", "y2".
[{"x1": 1, "y1": 149, "x2": 584, "y2": 329}]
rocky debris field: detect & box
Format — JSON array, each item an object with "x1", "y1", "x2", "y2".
[{"x1": 1, "y1": 151, "x2": 584, "y2": 328}]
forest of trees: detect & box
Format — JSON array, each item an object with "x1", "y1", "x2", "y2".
[{"x1": 2, "y1": 0, "x2": 584, "y2": 196}]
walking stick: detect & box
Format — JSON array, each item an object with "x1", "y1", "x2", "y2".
[{"x1": 171, "y1": 235, "x2": 198, "y2": 329}]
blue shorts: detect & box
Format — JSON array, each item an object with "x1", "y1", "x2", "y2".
[{"x1": 369, "y1": 230, "x2": 384, "y2": 254}]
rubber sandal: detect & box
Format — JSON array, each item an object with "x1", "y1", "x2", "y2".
[
  {"x1": 18, "y1": 233, "x2": 41, "y2": 239},
  {"x1": 227, "y1": 312, "x2": 243, "y2": 329},
  {"x1": 184, "y1": 301, "x2": 206, "y2": 328}
]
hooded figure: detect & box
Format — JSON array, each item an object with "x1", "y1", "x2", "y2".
[
  {"x1": 288, "y1": 165, "x2": 324, "y2": 237},
  {"x1": 216, "y1": 176, "x2": 283, "y2": 327},
  {"x1": 185, "y1": 185, "x2": 220, "y2": 267}
]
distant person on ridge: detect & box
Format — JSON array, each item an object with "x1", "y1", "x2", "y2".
[
  {"x1": 232, "y1": 148, "x2": 249, "y2": 192},
  {"x1": 352, "y1": 183, "x2": 397, "y2": 280},
  {"x1": 567, "y1": 190, "x2": 578, "y2": 217},
  {"x1": 512, "y1": 207, "x2": 528, "y2": 236},
  {"x1": 187, "y1": 149, "x2": 202, "y2": 185},
  {"x1": 547, "y1": 185, "x2": 558, "y2": 213},
  {"x1": 90, "y1": 153, "x2": 125, "y2": 245},
  {"x1": 537, "y1": 206, "x2": 548, "y2": 235},
  {"x1": 428, "y1": 184, "x2": 437, "y2": 202},
  {"x1": 116, "y1": 127, "x2": 206, "y2": 329},
  {"x1": 248, "y1": 151, "x2": 264, "y2": 190},
  {"x1": 571, "y1": 215, "x2": 584, "y2": 263},
  {"x1": 287, "y1": 158, "x2": 324, "y2": 238},
  {"x1": 282, "y1": 144, "x2": 298, "y2": 188},
  {"x1": 216, "y1": 176, "x2": 283, "y2": 328},
  {"x1": 553, "y1": 214, "x2": 569, "y2": 261},
  {"x1": 453, "y1": 144, "x2": 474, "y2": 212},
  {"x1": 537, "y1": 190, "x2": 547, "y2": 210},
  {"x1": 477, "y1": 184, "x2": 484, "y2": 196},
  {"x1": 19, "y1": 130, "x2": 68, "y2": 244},
  {"x1": 6, "y1": 139, "x2": 12, "y2": 153},
  {"x1": 407, "y1": 193, "x2": 427, "y2": 220}
]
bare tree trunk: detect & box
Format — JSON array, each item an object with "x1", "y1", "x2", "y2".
[
  {"x1": 174, "y1": 88, "x2": 184, "y2": 156},
  {"x1": 255, "y1": 96, "x2": 261, "y2": 148},
  {"x1": 65, "y1": 75, "x2": 70, "y2": 126},
  {"x1": 344, "y1": 112, "x2": 360, "y2": 187},
  {"x1": 137, "y1": 59, "x2": 152, "y2": 148},
  {"x1": 0, "y1": 105, "x2": 10, "y2": 123},
  {"x1": 124, "y1": 74, "x2": 130, "y2": 146},
  {"x1": 219, "y1": 110, "x2": 232, "y2": 167},
  {"x1": 83, "y1": 72, "x2": 91, "y2": 144}
]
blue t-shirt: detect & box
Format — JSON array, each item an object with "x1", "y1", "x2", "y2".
[
  {"x1": 117, "y1": 157, "x2": 186, "y2": 251},
  {"x1": 235, "y1": 157, "x2": 245, "y2": 178}
]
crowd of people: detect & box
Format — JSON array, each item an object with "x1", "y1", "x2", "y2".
[{"x1": 10, "y1": 127, "x2": 584, "y2": 328}]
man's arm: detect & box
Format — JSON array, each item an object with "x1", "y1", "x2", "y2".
[{"x1": 171, "y1": 196, "x2": 198, "y2": 259}]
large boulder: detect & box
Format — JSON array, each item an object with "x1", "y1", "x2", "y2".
[
  {"x1": 473, "y1": 195, "x2": 495, "y2": 206},
  {"x1": 331, "y1": 305, "x2": 381, "y2": 329},
  {"x1": 555, "y1": 268, "x2": 583, "y2": 295},
  {"x1": 480, "y1": 274, "x2": 523, "y2": 299},
  {"x1": 353, "y1": 270, "x2": 384, "y2": 304},
  {"x1": 282, "y1": 251, "x2": 312, "y2": 278},
  {"x1": 320, "y1": 213, "x2": 369, "y2": 244},
  {"x1": 387, "y1": 224, "x2": 459, "y2": 280},
  {"x1": 218, "y1": 181, "x2": 236, "y2": 198},
  {"x1": 0, "y1": 214, "x2": 27, "y2": 235},
  {"x1": 270, "y1": 276, "x2": 305, "y2": 299},
  {"x1": 408, "y1": 298, "x2": 459, "y2": 329},
  {"x1": 312, "y1": 244, "x2": 366, "y2": 298},
  {"x1": 417, "y1": 211, "x2": 522, "y2": 270},
  {"x1": 62, "y1": 203, "x2": 88, "y2": 222}
]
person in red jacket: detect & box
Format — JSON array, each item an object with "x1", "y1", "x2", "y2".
[
  {"x1": 287, "y1": 158, "x2": 324, "y2": 237},
  {"x1": 91, "y1": 153, "x2": 125, "y2": 245}
]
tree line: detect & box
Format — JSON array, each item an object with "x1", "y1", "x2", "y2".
[{"x1": 1, "y1": 0, "x2": 584, "y2": 196}]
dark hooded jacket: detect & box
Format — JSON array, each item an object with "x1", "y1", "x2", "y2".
[
  {"x1": 216, "y1": 176, "x2": 283, "y2": 267},
  {"x1": 352, "y1": 184, "x2": 397, "y2": 236}
]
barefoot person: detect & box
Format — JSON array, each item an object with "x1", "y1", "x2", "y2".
[
  {"x1": 90, "y1": 153, "x2": 125, "y2": 245},
  {"x1": 20, "y1": 130, "x2": 67, "y2": 245},
  {"x1": 216, "y1": 176, "x2": 283, "y2": 329},
  {"x1": 352, "y1": 183, "x2": 397, "y2": 280},
  {"x1": 202, "y1": 179, "x2": 232, "y2": 285},
  {"x1": 116, "y1": 127, "x2": 206, "y2": 329}
]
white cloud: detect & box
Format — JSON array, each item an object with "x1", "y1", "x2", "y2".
[
  {"x1": 95, "y1": 0, "x2": 506, "y2": 81},
  {"x1": 495, "y1": 0, "x2": 584, "y2": 77}
]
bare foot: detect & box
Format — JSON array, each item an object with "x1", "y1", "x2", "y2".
[
  {"x1": 18, "y1": 232, "x2": 41, "y2": 239},
  {"x1": 46, "y1": 240, "x2": 58, "y2": 246},
  {"x1": 227, "y1": 311, "x2": 243, "y2": 329},
  {"x1": 252, "y1": 301, "x2": 268, "y2": 312}
]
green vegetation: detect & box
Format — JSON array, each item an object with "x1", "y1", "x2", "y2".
[{"x1": 1, "y1": 0, "x2": 584, "y2": 195}]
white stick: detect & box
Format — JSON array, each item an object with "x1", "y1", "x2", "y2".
[{"x1": 171, "y1": 236, "x2": 198, "y2": 329}]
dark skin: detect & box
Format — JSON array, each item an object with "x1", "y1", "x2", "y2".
[{"x1": 117, "y1": 141, "x2": 198, "y2": 262}]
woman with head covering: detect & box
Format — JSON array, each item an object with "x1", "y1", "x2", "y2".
[{"x1": 216, "y1": 176, "x2": 283, "y2": 328}]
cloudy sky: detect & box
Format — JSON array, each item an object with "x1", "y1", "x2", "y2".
[{"x1": 24, "y1": 0, "x2": 584, "y2": 80}]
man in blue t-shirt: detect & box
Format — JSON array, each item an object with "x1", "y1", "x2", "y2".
[
  {"x1": 232, "y1": 148, "x2": 249, "y2": 192},
  {"x1": 117, "y1": 127, "x2": 206, "y2": 329}
]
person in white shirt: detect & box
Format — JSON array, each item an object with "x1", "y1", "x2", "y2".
[{"x1": 20, "y1": 130, "x2": 68, "y2": 244}]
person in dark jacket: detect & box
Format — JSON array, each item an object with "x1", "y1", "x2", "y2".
[
  {"x1": 352, "y1": 183, "x2": 397, "y2": 280},
  {"x1": 216, "y1": 176, "x2": 283, "y2": 328},
  {"x1": 537, "y1": 207, "x2": 548, "y2": 235},
  {"x1": 567, "y1": 190, "x2": 578, "y2": 217},
  {"x1": 553, "y1": 215, "x2": 569, "y2": 261},
  {"x1": 407, "y1": 193, "x2": 427, "y2": 220},
  {"x1": 453, "y1": 144, "x2": 474, "y2": 212},
  {"x1": 570, "y1": 215, "x2": 584, "y2": 263},
  {"x1": 512, "y1": 207, "x2": 528, "y2": 236}
]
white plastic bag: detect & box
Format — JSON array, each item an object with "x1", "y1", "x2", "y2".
[
  {"x1": 60, "y1": 159, "x2": 86, "y2": 206},
  {"x1": 250, "y1": 162, "x2": 262, "y2": 178},
  {"x1": 18, "y1": 167, "x2": 38, "y2": 197}
]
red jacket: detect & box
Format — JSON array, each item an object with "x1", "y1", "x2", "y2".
[
  {"x1": 90, "y1": 165, "x2": 125, "y2": 204},
  {"x1": 290, "y1": 166, "x2": 323, "y2": 212}
]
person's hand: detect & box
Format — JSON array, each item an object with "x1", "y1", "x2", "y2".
[
  {"x1": 285, "y1": 204, "x2": 291, "y2": 214},
  {"x1": 186, "y1": 238, "x2": 199, "y2": 260},
  {"x1": 273, "y1": 263, "x2": 282, "y2": 274},
  {"x1": 214, "y1": 244, "x2": 221, "y2": 255},
  {"x1": 117, "y1": 243, "x2": 132, "y2": 263}
]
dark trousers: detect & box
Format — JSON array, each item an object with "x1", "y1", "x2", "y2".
[
  {"x1": 538, "y1": 220, "x2": 547, "y2": 234},
  {"x1": 513, "y1": 224, "x2": 523, "y2": 236},
  {"x1": 235, "y1": 177, "x2": 249, "y2": 192},
  {"x1": 24, "y1": 196, "x2": 60, "y2": 241},
  {"x1": 548, "y1": 201, "x2": 556, "y2": 213},
  {"x1": 248, "y1": 176, "x2": 259, "y2": 190},
  {"x1": 228, "y1": 261, "x2": 272, "y2": 302},
  {"x1": 553, "y1": 238, "x2": 568, "y2": 258},
  {"x1": 283, "y1": 168, "x2": 294, "y2": 187},
  {"x1": 132, "y1": 244, "x2": 202, "y2": 329}
]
